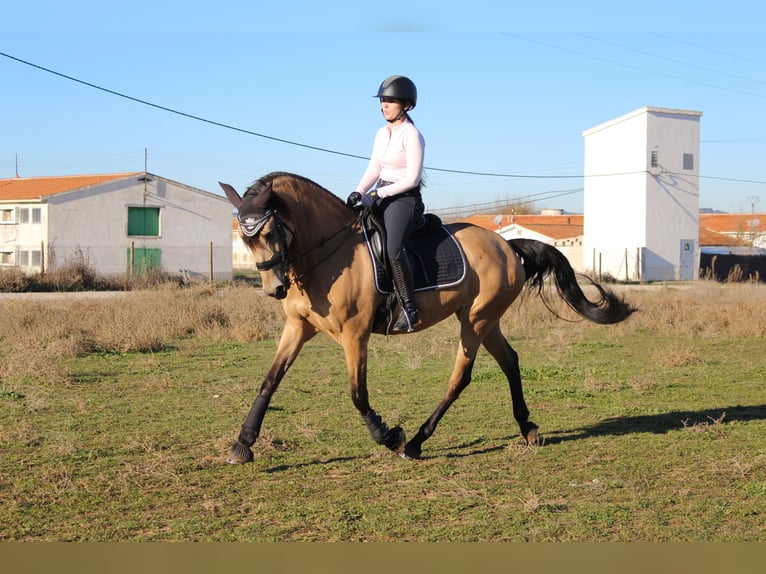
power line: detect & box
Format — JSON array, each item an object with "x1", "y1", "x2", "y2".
[
  {"x1": 0, "y1": 51, "x2": 370, "y2": 162},
  {"x1": 502, "y1": 32, "x2": 766, "y2": 100},
  {"x1": 649, "y1": 33, "x2": 766, "y2": 67},
  {"x1": 1, "y1": 50, "x2": 577, "y2": 179},
  {"x1": 574, "y1": 32, "x2": 766, "y2": 86},
  {"x1": 2, "y1": 50, "x2": 764, "y2": 187}
]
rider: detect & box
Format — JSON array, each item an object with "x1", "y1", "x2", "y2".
[{"x1": 347, "y1": 75, "x2": 425, "y2": 333}]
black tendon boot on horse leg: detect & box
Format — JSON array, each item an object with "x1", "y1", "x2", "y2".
[{"x1": 390, "y1": 250, "x2": 419, "y2": 333}]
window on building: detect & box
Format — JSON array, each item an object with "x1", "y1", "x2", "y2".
[
  {"x1": 0, "y1": 251, "x2": 13, "y2": 265},
  {"x1": 127, "y1": 207, "x2": 161, "y2": 236},
  {"x1": 683, "y1": 153, "x2": 694, "y2": 171},
  {"x1": 15, "y1": 208, "x2": 41, "y2": 224},
  {"x1": 1, "y1": 209, "x2": 14, "y2": 223},
  {"x1": 16, "y1": 250, "x2": 42, "y2": 268}
]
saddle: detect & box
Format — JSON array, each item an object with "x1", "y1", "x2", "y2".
[{"x1": 361, "y1": 211, "x2": 466, "y2": 295}]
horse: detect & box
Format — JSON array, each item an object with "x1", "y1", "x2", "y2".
[{"x1": 220, "y1": 171, "x2": 635, "y2": 464}]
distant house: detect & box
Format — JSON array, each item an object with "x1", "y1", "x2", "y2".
[
  {"x1": 460, "y1": 210, "x2": 766, "y2": 281},
  {"x1": 0, "y1": 172, "x2": 233, "y2": 280},
  {"x1": 461, "y1": 211, "x2": 585, "y2": 272},
  {"x1": 699, "y1": 213, "x2": 766, "y2": 252},
  {"x1": 698, "y1": 213, "x2": 766, "y2": 282}
]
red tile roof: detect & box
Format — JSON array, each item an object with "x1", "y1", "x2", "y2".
[
  {"x1": 461, "y1": 212, "x2": 764, "y2": 247},
  {"x1": 699, "y1": 213, "x2": 766, "y2": 234},
  {"x1": 0, "y1": 173, "x2": 141, "y2": 201},
  {"x1": 461, "y1": 213, "x2": 584, "y2": 240},
  {"x1": 699, "y1": 227, "x2": 746, "y2": 247}
]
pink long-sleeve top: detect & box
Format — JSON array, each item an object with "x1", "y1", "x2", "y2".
[{"x1": 354, "y1": 120, "x2": 425, "y2": 199}]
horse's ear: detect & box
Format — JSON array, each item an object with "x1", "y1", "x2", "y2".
[
  {"x1": 219, "y1": 182, "x2": 242, "y2": 209},
  {"x1": 251, "y1": 181, "x2": 272, "y2": 208}
]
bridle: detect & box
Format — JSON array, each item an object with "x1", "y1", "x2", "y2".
[
  {"x1": 238, "y1": 209, "x2": 292, "y2": 276},
  {"x1": 238, "y1": 208, "x2": 361, "y2": 287}
]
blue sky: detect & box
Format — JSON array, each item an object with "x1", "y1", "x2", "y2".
[{"x1": 3, "y1": 1, "x2": 765, "y2": 214}]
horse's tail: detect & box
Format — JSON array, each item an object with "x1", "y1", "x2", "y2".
[{"x1": 508, "y1": 238, "x2": 636, "y2": 325}]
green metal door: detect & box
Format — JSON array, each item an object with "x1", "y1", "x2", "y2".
[{"x1": 127, "y1": 247, "x2": 162, "y2": 275}]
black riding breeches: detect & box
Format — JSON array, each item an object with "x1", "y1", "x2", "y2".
[{"x1": 380, "y1": 192, "x2": 424, "y2": 261}]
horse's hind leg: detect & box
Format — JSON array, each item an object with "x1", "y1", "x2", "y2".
[
  {"x1": 482, "y1": 324, "x2": 540, "y2": 445},
  {"x1": 403, "y1": 325, "x2": 480, "y2": 459}
]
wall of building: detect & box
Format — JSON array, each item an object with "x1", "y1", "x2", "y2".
[
  {"x1": 498, "y1": 224, "x2": 584, "y2": 273},
  {"x1": 44, "y1": 175, "x2": 232, "y2": 280},
  {"x1": 582, "y1": 107, "x2": 701, "y2": 281},
  {"x1": 0, "y1": 203, "x2": 47, "y2": 270},
  {"x1": 644, "y1": 110, "x2": 701, "y2": 281}
]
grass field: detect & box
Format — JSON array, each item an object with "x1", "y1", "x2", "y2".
[{"x1": 1, "y1": 281, "x2": 764, "y2": 541}]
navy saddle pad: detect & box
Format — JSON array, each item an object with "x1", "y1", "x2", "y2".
[{"x1": 362, "y1": 213, "x2": 466, "y2": 294}]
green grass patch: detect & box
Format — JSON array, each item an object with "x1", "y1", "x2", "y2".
[{"x1": 1, "y1": 284, "x2": 765, "y2": 541}]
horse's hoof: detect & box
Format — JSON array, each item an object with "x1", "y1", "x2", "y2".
[
  {"x1": 403, "y1": 441, "x2": 422, "y2": 460},
  {"x1": 226, "y1": 441, "x2": 254, "y2": 465},
  {"x1": 384, "y1": 425, "x2": 407, "y2": 454}
]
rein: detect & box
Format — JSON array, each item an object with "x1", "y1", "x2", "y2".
[{"x1": 240, "y1": 209, "x2": 362, "y2": 285}]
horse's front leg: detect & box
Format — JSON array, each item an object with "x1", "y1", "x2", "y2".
[
  {"x1": 227, "y1": 319, "x2": 316, "y2": 464},
  {"x1": 344, "y1": 335, "x2": 406, "y2": 455}
]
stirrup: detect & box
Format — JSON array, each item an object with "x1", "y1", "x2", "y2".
[{"x1": 392, "y1": 304, "x2": 419, "y2": 333}]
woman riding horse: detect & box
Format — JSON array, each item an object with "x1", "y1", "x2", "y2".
[
  {"x1": 347, "y1": 75, "x2": 425, "y2": 333},
  {"x1": 222, "y1": 172, "x2": 635, "y2": 464}
]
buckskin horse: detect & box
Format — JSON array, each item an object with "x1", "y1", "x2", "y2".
[{"x1": 220, "y1": 171, "x2": 635, "y2": 464}]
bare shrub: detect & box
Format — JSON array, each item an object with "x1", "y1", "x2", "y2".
[
  {"x1": 42, "y1": 256, "x2": 103, "y2": 291},
  {"x1": 0, "y1": 268, "x2": 32, "y2": 292}
]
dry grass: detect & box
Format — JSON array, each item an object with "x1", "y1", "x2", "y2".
[
  {"x1": 502, "y1": 280, "x2": 766, "y2": 340},
  {"x1": 0, "y1": 283, "x2": 283, "y2": 384},
  {"x1": 3, "y1": 278, "x2": 766, "y2": 386}
]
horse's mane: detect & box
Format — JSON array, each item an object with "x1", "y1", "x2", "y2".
[{"x1": 245, "y1": 171, "x2": 346, "y2": 209}]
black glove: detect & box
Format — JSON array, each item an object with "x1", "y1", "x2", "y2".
[
  {"x1": 346, "y1": 191, "x2": 362, "y2": 207},
  {"x1": 361, "y1": 190, "x2": 379, "y2": 210}
]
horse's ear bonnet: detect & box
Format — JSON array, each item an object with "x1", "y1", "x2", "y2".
[
  {"x1": 241, "y1": 180, "x2": 273, "y2": 211},
  {"x1": 251, "y1": 182, "x2": 272, "y2": 208}
]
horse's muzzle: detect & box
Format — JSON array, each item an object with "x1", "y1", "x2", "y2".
[{"x1": 271, "y1": 284, "x2": 288, "y2": 300}]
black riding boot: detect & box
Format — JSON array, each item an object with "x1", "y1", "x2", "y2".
[{"x1": 390, "y1": 251, "x2": 419, "y2": 333}]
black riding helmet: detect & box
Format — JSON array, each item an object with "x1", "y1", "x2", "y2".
[{"x1": 374, "y1": 75, "x2": 417, "y2": 109}]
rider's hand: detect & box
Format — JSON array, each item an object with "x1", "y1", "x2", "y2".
[
  {"x1": 361, "y1": 190, "x2": 379, "y2": 210},
  {"x1": 346, "y1": 191, "x2": 362, "y2": 207}
]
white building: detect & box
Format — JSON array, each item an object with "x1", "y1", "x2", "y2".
[
  {"x1": 461, "y1": 212, "x2": 585, "y2": 272},
  {"x1": 582, "y1": 107, "x2": 702, "y2": 281},
  {"x1": 0, "y1": 172, "x2": 233, "y2": 280}
]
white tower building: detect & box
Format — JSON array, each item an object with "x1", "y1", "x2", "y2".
[{"x1": 582, "y1": 107, "x2": 702, "y2": 281}]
